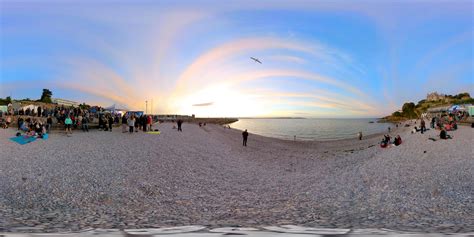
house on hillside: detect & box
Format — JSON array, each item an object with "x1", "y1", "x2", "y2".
[{"x1": 426, "y1": 92, "x2": 446, "y2": 101}]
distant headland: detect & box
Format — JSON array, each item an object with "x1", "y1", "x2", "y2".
[{"x1": 381, "y1": 92, "x2": 473, "y2": 122}]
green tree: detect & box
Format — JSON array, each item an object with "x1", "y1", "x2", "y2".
[
  {"x1": 79, "y1": 103, "x2": 91, "y2": 110},
  {"x1": 0, "y1": 96, "x2": 12, "y2": 105},
  {"x1": 402, "y1": 102, "x2": 417, "y2": 118},
  {"x1": 392, "y1": 111, "x2": 402, "y2": 117},
  {"x1": 40, "y1": 89, "x2": 53, "y2": 103},
  {"x1": 416, "y1": 99, "x2": 426, "y2": 107},
  {"x1": 456, "y1": 92, "x2": 470, "y2": 99}
]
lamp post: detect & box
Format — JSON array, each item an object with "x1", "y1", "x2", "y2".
[{"x1": 145, "y1": 100, "x2": 148, "y2": 114}]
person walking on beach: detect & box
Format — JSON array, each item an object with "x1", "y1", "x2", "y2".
[
  {"x1": 242, "y1": 129, "x2": 249, "y2": 146},
  {"x1": 141, "y1": 115, "x2": 147, "y2": 132},
  {"x1": 420, "y1": 118, "x2": 426, "y2": 134},
  {"x1": 127, "y1": 115, "x2": 135, "y2": 133},
  {"x1": 177, "y1": 119, "x2": 183, "y2": 132},
  {"x1": 65, "y1": 114, "x2": 73, "y2": 136}
]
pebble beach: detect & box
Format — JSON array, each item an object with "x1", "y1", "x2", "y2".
[{"x1": 0, "y1": 122, "x2": 473, "y2": 233}]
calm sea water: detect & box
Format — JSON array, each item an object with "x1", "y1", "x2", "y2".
[{"x1": 231, "y1": 118, "x2": 393, "y2": 141}]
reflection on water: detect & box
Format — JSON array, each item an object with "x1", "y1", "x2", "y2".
[{"x1": 231, "y1": 118, "x2": 393, "y2": 141}]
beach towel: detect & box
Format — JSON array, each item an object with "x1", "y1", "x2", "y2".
[
  {"x1": 10, "y1": 136, "x2": 37, "y2": 145},
  {"x1": 146, "y1": 131, "x2": 161, "y2": 135}
]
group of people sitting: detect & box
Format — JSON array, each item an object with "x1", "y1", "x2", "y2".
[
  {"x1": 17, "y1": 117, "x2": 48, "y2": 138},
  {"x1": 380, "y1": 134, "x2": 402, "y2": 148}
]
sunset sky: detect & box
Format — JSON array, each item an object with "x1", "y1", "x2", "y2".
[{"x1": 1, "y1": 0, "x2": 473, "y2": 117}]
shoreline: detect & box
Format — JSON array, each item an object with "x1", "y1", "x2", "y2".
[{"x1": 224, "y1": 124, "x2": 402, "y2": 144}]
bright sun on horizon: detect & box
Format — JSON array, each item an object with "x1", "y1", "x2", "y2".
[{"x1": 1, "y1": 0, "x2": 473, "y2": 118}]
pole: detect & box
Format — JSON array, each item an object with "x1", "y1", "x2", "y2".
[
  {"x1": 145, "y1": 100, "x2": 148, "y2": 114},
  {"x1": 151, "y1": 99, "x2": 153, "y2": 115}
]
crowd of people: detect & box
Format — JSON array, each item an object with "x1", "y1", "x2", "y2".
[
  {"x1": 406, "y1": 111, "x2": 467, "y2": 142},
  {"x1": 378, "y1": 110, "x2": 468, "y2": 148},
  {"x1": 0, "y1": 104, "x2": 159, "y2": 136},
  {"x1": 122, "y1": 113, "x2": 154, "y2": 133}
]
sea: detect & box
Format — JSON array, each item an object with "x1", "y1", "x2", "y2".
[{"x1": 231, "y1": 118, "x2": 393, "y2": 141}]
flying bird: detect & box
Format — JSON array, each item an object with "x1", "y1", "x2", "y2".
[{"x1": 250, "y1": 57, "x2": 262, "y2": 64}]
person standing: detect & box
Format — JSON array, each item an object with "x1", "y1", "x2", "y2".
[
  {"x1": 108, "y1": 115, "x2": 113, "y2": 132},
  {"x1": 17, "y1": 117, "x2": 24, "y2": 130},
  {"x1": 147, "y1": 115, "x2": 152, "y2": 131},
  {"x1": 141, "y1": 115, "x2": 147, "y2": 132},
  {"x1": 46, "y1": 115, "x2": 53, "y2": 133},
  {"x1": 99, "y1": 115, "x2": 104, "y2": 131},
  {"x1": 37, "y1": 106, "x2": 42, "y2": 118},
  {"x1": 77, "y1": 114, "x2": 83, "y2": 128},
  {"x1": 65, "y1": 114, "x2": 73, "y2": 136},
  {"x1": 5, "y1": 115, "x2": 11, "y2": 129},
  {"x1": 242, "y1": 129, "x2": 249, "y2": 146},
  {"x1": 134, "y1": 114, "x2": 139, "y2": 132},
  {"x1": 420, "y1": 118, "x2": 426, "y2": 134},
  {"x1": 122, "y1": 114, "x2": 128, "y2": 133},
  {"x1": 358, "y1": 131, "x2": 363, "y2": 140},
  {"x1": 177, "y1": 119, "x2": 183, "y2": 132},
  {"x1": 128, "y1": 115, "x2": 135, "y2": 133},
  {"x1": 82, "y1": 115, "x2": 89, "y2": 132}
]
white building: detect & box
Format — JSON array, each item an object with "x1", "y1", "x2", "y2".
[{"x1": 52, "y1": 98, "x2": 80, "y2": 107}]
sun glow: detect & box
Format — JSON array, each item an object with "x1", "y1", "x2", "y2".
[{"x1": 174, "y1": 84, "x2": 267, "y2": 117}]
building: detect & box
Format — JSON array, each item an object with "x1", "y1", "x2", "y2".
[
  {"x1": 426, "y1": 92, "x2": 446, "y2": 101},
  {"x1": 52, "y1": 98, "x2": 80, "y2": 107}
]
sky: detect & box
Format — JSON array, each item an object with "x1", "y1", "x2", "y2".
[{"x1": 0, "y1": 0, "x2": 473, "y2": 118}]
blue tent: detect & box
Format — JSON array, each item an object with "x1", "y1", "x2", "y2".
[{"x1": 448, "y1": 105, "x2": 466, "y2": 112}]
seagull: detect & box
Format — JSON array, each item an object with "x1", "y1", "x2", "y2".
[{"x1": 250, "y1": 57, "x2": 262, "y2": 64}]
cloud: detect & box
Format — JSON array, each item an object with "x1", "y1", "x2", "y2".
[
  {"x1": 269, "y1": 55, "x2": 306, "y2": 64},
  {"x1": 241, "y1": 89, "x2": 378, "y2": 114},
  {"x1": 174, "y1": 37, "x2": 318, "y2": 88},
  {"x1": 193, "y1": 102, "x2": 214, "y2": 106},
  {"x1": 222, "y1": 69, "x2": 369, "y2": 99}
]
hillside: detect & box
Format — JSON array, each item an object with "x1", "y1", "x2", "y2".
[{"x1": 382, "y1": 92, "x2": 473, "y2": 122}]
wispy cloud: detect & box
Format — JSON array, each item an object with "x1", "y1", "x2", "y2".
[
  {"x1": 193, "y1": 102, "x2": 214, "y2": 106},
  {"x1": 269, "y1": 55, "x2": 306, "y2": 64}
]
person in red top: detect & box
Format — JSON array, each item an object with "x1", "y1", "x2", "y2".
[{"x1": 147, "y1": 115, "x2": 152, "y2": 131}]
